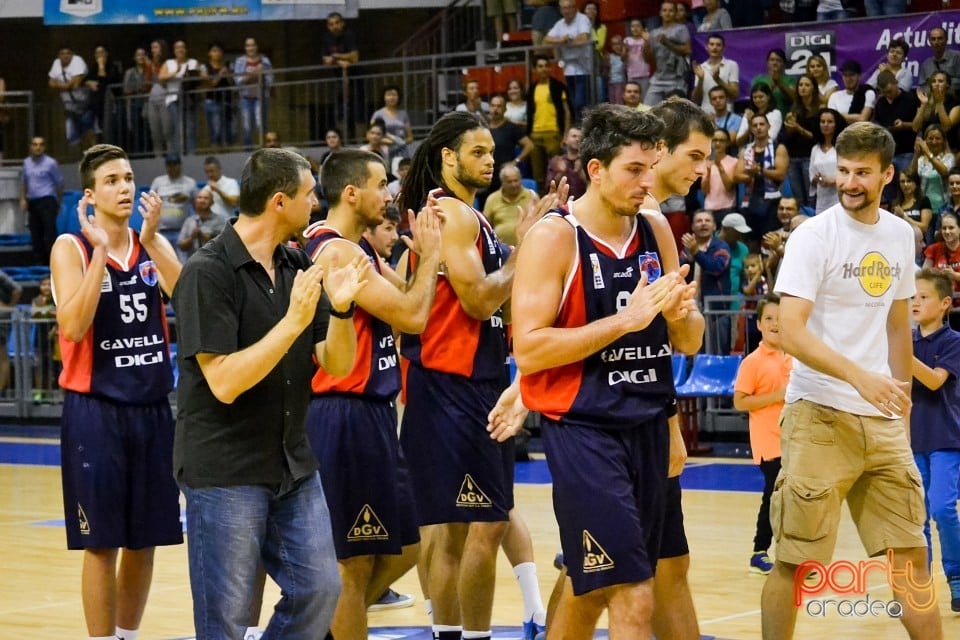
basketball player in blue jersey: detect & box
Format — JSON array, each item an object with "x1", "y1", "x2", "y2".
[
  {"x1": 396, "y1": 111, "x2": 564, "y2": 640},
  {"x1": 646, "y1": 96, "x2": 713, "y2": 640},
  {"x1": 513, "y1": 104, "x2": 700, "y2": 638},
  {"x1": 303, "y1": 149, "x2": 443, "y2": 640},
  {"x1": 50, "y1": 144, "x2": 183, "y2": 640}
]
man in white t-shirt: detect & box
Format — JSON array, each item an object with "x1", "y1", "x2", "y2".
[
  {"x1": 48, "y1": 47, "x2": 94, "y2": 147},
  {"x1": 691, "y1": 33, "x2": 740, "y2": 115},
  {"x1": 150, "y1": 153, "x2": 198, "y2": 248},
  {"x1": 202, "y1": 155, "x2": 239, "y2": 219},
  {"x1": 543, "y1": 0, "x2": 593, "y2": 122},
  {"x1": 762, "y1": 122, "x2": 941, "y2": 640},
  {"x1": 827, "y1": 60, "x2": 877, "y2": 125}
]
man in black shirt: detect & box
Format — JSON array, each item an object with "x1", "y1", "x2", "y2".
[
  {"x1": 319, "y1": 11, "x2": 362, "y2": 138},
  {"x1": 173, "y1": 148, "x2": 368, "y2": 640},
  {"x1": 873, "y1": 70, "x2": 919, "y2": 203},
  {"x1": 484, "y1": 94, "x2": 533, "y2": 205}
]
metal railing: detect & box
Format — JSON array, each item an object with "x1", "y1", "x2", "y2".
[{"x1": 0, "y1": 91, "x2": 37, "y2": 165}]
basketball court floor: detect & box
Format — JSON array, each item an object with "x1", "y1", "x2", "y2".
[{"x1": 2, "y1": 433, "x2": 958, "y2": 639}]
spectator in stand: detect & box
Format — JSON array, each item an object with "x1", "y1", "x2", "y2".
[
  {"x1": 486, "y1": 94, "x2": 534, "y2": 197},
  {"x1": 737, "y1": 112, "x2": 788, "y2": 239},
  {"x1": 202, "y1": 42, "x2": 234, "y2": 148},
  {"x1": 913, "y1": 71, "x2": 960, "y2": 151},
  {"x1": 30, "y1": 276, "x2": 57, "y2": 399},
  {"x1": 543, "y1": 0, "x2": 593, "y2": 122},
  {"x1": 527, "y1": 0, "x2": 561, "y2": 46},
  {"x1": 455, "y1": 79, "x2": 490, "y2": 120},
  {"x1": 680, "y1": 210, "x2": 731, "y2": 353},
  {"x1": 177, "y1": 187, "x2": 226, "y2": 262},
  {"x1": 608, "y1": 35, "x2": 627, "y2": 106},
  {"x1": 828, "y1": 60, "x2": 876, "y2": 125},
  {"x1": 0, "y1": 268, "x2": 22, "y2": 390},
  {"x1": 582, "y1": 1, "x2": 608, "y2": 103},
  {"x1": 388, "y1": 158, "x2": 410, "y2": 200},
  {"x1": 263, "y1": 130, "x2": 281, "y2": 149},
  {"x1": 621, "y1": 81, "x2": 648, "y2": 111},
  {"x1": 805, "y1": 54, "x2": 837, "y2": 108},
  {"x1": 923, "y1": 210, "x2": 960, "y2": 325},
  {"x1": 736, "y1": 82, "x2": 782, "y2": 146},
  {"x1": 760, "y1": 197, "x2": 801, "y2": 281},
  {"x1": 483, "y1": 164, "x2": 539, "y2": 246},
  {"x1": 942, "y1": 169, "x2": 960, "y2": 222},
  {"x1": 159, "y1": 40, "x2": 201, "y2": 154},
  {"x1": 698, "y1": 0, "x2": 732, "y2": 31},
  {"x1": 708, "y1": 86, "x2": 742, "y2": 142},
  {"x1": 780, "y1": 0, "x2": 818, "y2": 23},
  {"x1": 702, "y1": 127, "x2": 741, "y2": 218},
  {"x1": 85, "y1": 45, "x2": 122, "y2": 143},
  {"x1": 545, "y1": 126, "x2": 586, "y2": 199},
  {"x1": 911, "y1": 123, "x2": 954, "y2": 219},
  {"x1": 874, "y1": 70, "x2": 921, "y2": 178},
  {"x1": 864, "y1": 0, "x2": 907, "y2": 15},
  {"x1": 202, "y1": 155, "x2": 239, "y2": 219},
  {"x1": 920, "y1": 27, "x2": 960, "y2": 95},
  {"x1": 866, "y1": 37, "x2": 913, "y2": 93},
  {"x1": 122, "y1": 48, "x2": 152, "y2": 154},
  {"x1": 146, "y1": 39, "x2": 169, "y2": 156},
  {"x1": 48, "y1": 47, "x2": 95, "y2": 150},
  {"x1": 150, "y1": 152, "x2": 198, "y2": 247},
  {"x1": 816, "y1": 0, "x2": 854, "y2": 20},
  {"x1": 487, "y1": 0, "x2": 518, "y2": 44},
  {"x1": 692, "y1": 33, "x2": 740, "y2": 116},
  {"x1": 234, "y1": 37, "x2": 273, "y2": 149},
  {"x1": 359, "y1": 121, "x2": 390, "y2": 164},
  {"x1": 319, "y1": 12, "x2": 361, "y2": 137},
  {"x1": 505, "y1": 80, "x2": 527, "y2": 127},
  {"x1": 319, "y1": 128, "x2": 343, "y2": 165},
  {"x1": 727, "y1": 0, "x2": 766, "y2": 26},
  {"x1": 719, "y1": 212, "x2": 752, "y2": 323},
  {"x1": 810, "y1": 108, "x2": 844, "y2": 214},
  {"x1": 644, "y1": 1, "x2": 692, "y2": 107},
  {"x1": 526, "y1": 55, "x2": 571, "y2": 191},
  {"x1": 370, "y1": 85, "x2": 414, "y2": 160},
  {"x1": 623, "y1": 18, "x2": 652, "y2": 95},
  {"x1": 752, "y1": 49, "x2": 795, "y2": 114},
  {"x1": 893, "y1": 171, "x2": 934, "y2": 241},
  {"x1": 20, "y1": 136, "x2": 63, "y2": 264},
  {"x1": 780, "y1": 75, "x2": 820, "y2": 209}
]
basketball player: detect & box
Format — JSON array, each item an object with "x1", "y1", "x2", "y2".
[
  {"x1": 396, "y1": 111, "x2": 562, "y2": 640},
  {"x1": 303, "y1": 149, "x2": 443, "y2": 640},
  {"x1": 513, "y1": 104, "x2": 699, "y2": 637},
  {"x1": 51, "y1": 144, "x2": 183, "y2": 640}
]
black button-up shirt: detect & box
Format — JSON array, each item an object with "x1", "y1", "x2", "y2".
[{"x1": 172, "y1": 222, "x2": 328, "y2": 489}]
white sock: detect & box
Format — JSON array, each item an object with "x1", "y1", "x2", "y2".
[
  {"x1": 90, "y1": 636, "x2": 114, "y2": 640},
  {"x1": 424, "y1": 598, "x2": 433, "y2": 625},
  {"x1": 462, "y1": 631, "x2": 492, "y2": 639},
  {"x1": 243, "y1": 627, "x2": 263, "y2": 640},
  {"x1": 115, "y1": 628, "x2": 138, "y2": 640},
  {"x1": 514, "y1": 561, "x2": 547, "y2": 624}
]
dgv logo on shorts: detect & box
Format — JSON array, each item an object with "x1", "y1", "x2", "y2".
[
  {"x1": 347, "y1": 504, "x2": 389, "y2": 542},
  {"x1": 582, "y1": 530, "x2": 614, "y2": 573},
  {"x1": 456, "y1": 474, "x2": 493, "y2": 508},
  {"x1": 78, "y1": 502, "x2": 90, "y2": 535}
]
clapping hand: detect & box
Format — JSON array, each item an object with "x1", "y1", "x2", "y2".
[
  {"x1": 138, "y1": 190, "x2": 163, "y2": 245},
  {"x1": 77, "y1": 194, "x2": 108, "y2": 249}
]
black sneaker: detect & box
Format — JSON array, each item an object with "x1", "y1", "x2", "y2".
[{"x1": 367, "y1": 587, "x2": 415, "y2": 611}]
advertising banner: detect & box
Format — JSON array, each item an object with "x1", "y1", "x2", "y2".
[{"x1": 44, "y1": 0, "x2": 355, "y2": 25}]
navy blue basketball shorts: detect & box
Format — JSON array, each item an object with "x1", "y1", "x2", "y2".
[
  {"x1": 541, "y1": 413, "x2": 669, "y2": 595},
  {"x1": 660, "y1": 475, "x2": 690, "y2": 558},
  {"x1": 60, "y1": 392, "x2": 183, "y2": 550},
  {"x1": 400, "y1": 365, "x2": 514, "y2": 526},
  {"x1": 307, "y1": 394, "x2": 420, "y2": 559}
]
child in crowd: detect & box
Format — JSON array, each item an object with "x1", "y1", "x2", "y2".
[
  {"x1": 733, "y1": 293, "x2": 792, "y2": 575},
  {"x1": 741, "y1": 252, "x2": 768, "y2": 352},
  {"x1": 608, "y1": 34, "x2": 626, "y2": 106},
  {"x1": 910, "y1": 269, "x2": 960, "y2": 612},
  {"x1": 30, "y1": 276, "x2": 58, "y2": 399}
]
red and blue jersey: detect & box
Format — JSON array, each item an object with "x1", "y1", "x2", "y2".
[
  {"x1": 400, "y1": 188, "x2": 508, "y2": 383},
  {"x1": 304, "y1": 223, "x2": 401, "y2": 401},
  {"x1": 58, "y1": 231, "x2": 173, "y2": 404},
  {"x1": 521, "y1": 206, "x2": 674, "y2": 428}
]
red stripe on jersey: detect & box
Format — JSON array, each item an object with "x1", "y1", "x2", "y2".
[
  {"x1": 311, "y1": 308, "x2": 374, "y2": 394},
  {"x1": 58, "y1": 330, "x2": 95, "y2": 393},
  {"x1": 520, "y1": 266, "x2": 588, "y2": 420}
]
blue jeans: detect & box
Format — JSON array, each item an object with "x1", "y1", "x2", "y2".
[
  {"x1": 864, "y1": 0, "x2": 907, "y2": 16},
  {"x1": 565, "y1": 75, "x2": 589, "y2": 124},
  {"x1": 204, "y1": 98, "x2": 234, "y2": 147},
  {"x1": 165, "y1": 101, "x2": 196, "y2": 154},
  {"x1": 817, "y1": 10, "x2": 853, "y2": 21},
  {"x1": 182, "y1": 472, "x2": 341, "y2": 640},
  {"x1": 240, "y1": 96, "x2": 269, "y2": 148},
  {"x1": 914, "y1": 451, "x2": 960, "y2": 579},
  {"x1": 786, "y1": 157, "x2": 810, "y2": 207}
]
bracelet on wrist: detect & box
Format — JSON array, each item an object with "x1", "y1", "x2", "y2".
[{"x1": 329, "y1": 302, "x2": 356, "y2": 319}]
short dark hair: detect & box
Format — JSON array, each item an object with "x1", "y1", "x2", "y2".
[
  {"x1": 756, "y1": 293, "x2": 781, "y2": 320},
  {"x1": 79, "y1": 144, "x2": 128, "y2": 190},
  {"x1": 708, "y1": 85, "x2": 727, "y2": 96},
  {"x1": 238, "y1": 148, "x2": 310, "y2": 216},
  {"x1": 707, "y1": 33, "x2": 725, "y2": 46},
  {"x1": 836, "y1": 121, "x2": 895, "y2": 171},
  {"x1": 650, "y1": 96, "x2": 715, "y2": 153},
  {"x1": 384, "y1": 203, "x2": 401, "y2": 224},
  {"x1": 203, "y1": 155, "x2": 221, "y2": 167},
  {"x1": 320, "y1": 149, "x2": 386, "y2": 208},
  {"x1": 889, "y1": 37, "x2": 910, "y2": 57},
  {"x1": 383, "y1": 84, "x2": 402, "y2": 101},
  {"x1": 579, "y1": 103, "x2": 664, "y2": 168},
  {"x1": 767, "y1": 48, "x2": 786, "y2": 63},
  {"x1": 875, "y1": 70, "x2": 897, "y2": 90},
  {"x1": 917, "y1": 268, "x2": 953, "y2": 305}
]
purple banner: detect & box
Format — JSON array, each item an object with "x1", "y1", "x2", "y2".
[{"x1": 693, "y1": 10, "x2": 960, "y2": 100}]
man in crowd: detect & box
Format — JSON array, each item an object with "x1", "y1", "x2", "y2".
[
  {"x1": 150, "y1": 153, "x2": 197, "y2": 248},
  {"x1": 484, "y1": 163, "x2": 539, "y2": 247},
  {"x1": 202, "y1": 155, "x2": 240, "y2": 219},
  {"x1": 20, "y1": 136, "x2": 63, "y2": 264},
  {"x1": 644, "y1": 1, "x2": 691, "y2": 106},
  {"x1": 543, "y1": 0, "x2": 593, "y2": 122}
]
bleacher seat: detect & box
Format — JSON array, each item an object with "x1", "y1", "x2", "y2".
[
  {"x1": 676, "y1": 354, "x2": 742, "y2": 455},
  {"x1": 56, "y1": 190, "x2": 87, "y2": 236},
  {"x1": 521, "y1": 178, "x2": 538, "y2": 195},
  {"x1": 671, "y1": 353, "x2": 688, "y2": 388}
]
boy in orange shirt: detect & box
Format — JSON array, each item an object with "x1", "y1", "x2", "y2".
[{"x1": 734, "y1": 293, "x2": 792, "y2": 574}]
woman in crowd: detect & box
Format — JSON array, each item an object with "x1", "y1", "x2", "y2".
[
  {"x1": 893, "y1": 170, "x2": 934, "y2": 242},
  {"x1": 701, "y1": 126, "x2": 741, "y2": 218},
  {"x1": 913, "y1": 71, "x2": 960, "y2": 149},
  {"x1": 736, "y1": 82, "x2": 782, "y2": 146},
  {"x1": 809, "y1": 107, "x2": 844, "y2": 214},
  {"x1": 623, "y1": 18, "x2": 651, "y2": 94},
  {"x1": 202, "y1": 42, "x2": 234, "y2": 148},
  {"x1": 866, "y1": 37, "x2": 912, "y2": 92},
  {"x1": 146, "y1": 39, "x2": 169, "y2": 156},
  {"x1": 582, "y1": 1, "x2": 608, "y2": 103},
  {"x1": 698, "y1": 0, "x2": 732, "y2": 31},
  {"x1": 923, "y1": 210, "x2": 960, "y2": 328},
  {"x1": 780, "y1": 74, "x2": 820, "y2": 208},
  {"x1": 805, "y1": 54, "x2": 837, "y2": 108},
  {"x1": 912, "y1": 123, "x2": 955, "y2": 218},
  {"x1": 122, "y1": 47, "x2": 152, "y2": 153},
  {"x1": 85, "y1": 45, "x2": 123, "y2": 143},
  {"x1": 505, "y1": 79, "x2": 528, "y2": 127},
  {"x1": 370, "y1": 85, "x2": 414, "y2": 160},
  {"x1": 359, "y1": 120, "x2": 391, "y2": 164}
]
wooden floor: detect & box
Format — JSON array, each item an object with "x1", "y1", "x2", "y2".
[{"x1": 2, "y1": 450, "x2": 959, "y2": 639}]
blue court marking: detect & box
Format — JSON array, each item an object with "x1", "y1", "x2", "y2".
[
  {"x1": 0, "y1": 440, "x2": 60, "y2": 465},
  {"x1": 168, "y1": 629, "x2": 728, "y2": 639}
]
